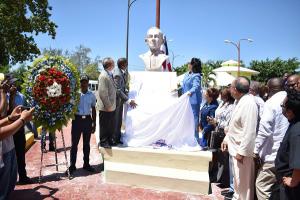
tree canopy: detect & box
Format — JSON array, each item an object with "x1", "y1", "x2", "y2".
[
  {"x1": 0, "y1": 0, "x2": 57, "y2": 66},
  {"x1": 249, "y1": 57, "x2": 300, "y2": 82}
]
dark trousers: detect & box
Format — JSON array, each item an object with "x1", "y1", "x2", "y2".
[
  {"x1": 208, "y1": 150, "x2": 230, "y2": 193},
  {"x1": 99, "y1": 110, "x2": 115, "y2": 146},
  {"x1": 70, "y1": 116, "x2": 93, "y2": 167},
  {"x1": 0, "y1": 149, "x2": 17, "y2": 200},
  {"x1": 13, "y1": 127, "x2": 27, "y2": 179},
  {"x1": 113, "y1": 101, "x2": 123, "y2": 143},
  {"x1": 270, "y1": 182, "x2": 300, "y2": 200}
]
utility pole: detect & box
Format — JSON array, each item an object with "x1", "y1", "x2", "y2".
[
  {"x1": 156, "y1": 0, "x2": 160, "y2": 28},
  {"x1": 126, "y1": 0, "x2": 137, "y2": 63}
]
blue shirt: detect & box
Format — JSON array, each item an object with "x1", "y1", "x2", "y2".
[
  {"x1": 200, "y1": 100, "x2": 219, "y2": 135},
  {"x1": 76, "y1": 91, "x2": 96, "y2": 115},
  {"x1": 14, "y1": 91, "x2": 25, "y2": 106},
  {"x1": 182, "y1": 72, "x2": 202, "y2": 105}
]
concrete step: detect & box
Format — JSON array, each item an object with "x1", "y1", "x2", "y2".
[
  {"x1": 104, "y1": 161, "x2": 210, "y2": 195},
  {"x1": 100, "y1": 146, "x2": 211, "y2": 171}
]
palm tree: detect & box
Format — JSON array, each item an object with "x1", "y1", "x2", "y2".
[{"x1": 201, "y1": 63, "x2": 216, "y2": 88}]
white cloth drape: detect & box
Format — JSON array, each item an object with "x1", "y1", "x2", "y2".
[{"x1": 123, "y1": 72, "x2": 201, "y2": 151}]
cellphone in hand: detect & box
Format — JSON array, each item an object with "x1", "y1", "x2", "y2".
[{"x1": 21, "y1": 106, "x2": 31, "y2": 111}]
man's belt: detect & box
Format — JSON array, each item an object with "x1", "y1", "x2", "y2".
[{"x1": 75, "y1": 115, "x2": 91, "y2": 119}]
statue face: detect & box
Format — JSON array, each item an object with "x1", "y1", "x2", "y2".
[{"x1": 145, "y1": 27, "x2": 164, "y2": 51}]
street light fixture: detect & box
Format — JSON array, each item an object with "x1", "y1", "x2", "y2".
[
  {"x1": 126, "y1": 0, "x2": 138, "y2": 63},
  {"x1": 224, "y1": 38, "x2": 253, "y2": 77}
]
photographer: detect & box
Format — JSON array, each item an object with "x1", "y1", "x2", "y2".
[{"x1": 0, "y1": 78, "x2": 34, "y2": 200}]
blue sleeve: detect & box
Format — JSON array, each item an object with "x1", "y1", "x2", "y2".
[
  {"x1": 188, "y1": 75, "x2": 200, "y2": 94},
  {"x1": 202, "y1": 106, "x2": 217, "y2": 135}
]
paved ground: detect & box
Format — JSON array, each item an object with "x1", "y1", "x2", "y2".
[{"x1": 10, "y1": 123, "x2": 220, "y2": 200}]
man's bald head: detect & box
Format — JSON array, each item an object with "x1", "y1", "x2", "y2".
[
  {"x1": 235, "y1": 76, "x2": 250, "y2": 94},
  {"x1": 230, "y1": 76, "x2": 250, "y2": 100},
  {"x1": 286, "y1": 74, "x2": 300, "y2": 90},
  {"x1": 267, "y1": 77, "x2": 284, "y2": 98}
]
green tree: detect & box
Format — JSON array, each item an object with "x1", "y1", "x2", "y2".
[
  {"x1": 42, "y1": 47, "x2": 64, "y2": 56},
  {"x1": 0, "y1": 65, "x2": 10, "y2": 73},
  {"x1": 10, "y1": 63, "x2": 28, "y2": 90},
  {"x1": 205, "y1": 60, "x2": 223, "y2": 69},
  {"x1": 84, "y1": 63, "x2": 100, "y2": 80},
  {"x1": 173, "y1": 63, "x2": 188, "y2": 76},
  {"x1": 69, "y1": 45, "x2": 92, "y2": 72},
  {"x1": 201, "y1": 63, "x2": 216, "y2": 88},
  {"x1": 249, "y1": 57, "x2": 300, "y2": 82},
  {"x1": 0, "y1": 0, "x2": 57, "y2": 66}
]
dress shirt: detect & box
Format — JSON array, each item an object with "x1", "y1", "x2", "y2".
[
  {"x1": 76, "y1": 91, "x2": 96, "y2": 116},
  {"x1": 254, "y1": 91, "x2": 289, "y2": 163},
  {"x1": 224, "y1": 94, "x2": 258, "y2": 157},
  {"x1": 253, "y1": 95, "x2": 265, "y2": 119}
]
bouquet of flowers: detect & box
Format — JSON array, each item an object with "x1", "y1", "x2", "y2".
[{"x1": 23, "y1": 56, "x2": 80, "y2": 132}]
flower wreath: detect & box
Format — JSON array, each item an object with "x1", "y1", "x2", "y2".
[{"x1": 23, "y1": 56, "x2": 80, "y2": 132}]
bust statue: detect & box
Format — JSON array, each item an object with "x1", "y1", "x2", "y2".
[{"x1": 139, "y1": 27, "x2": 169, "y2": 72}]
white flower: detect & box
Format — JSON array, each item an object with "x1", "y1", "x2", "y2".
[{"x1": 46, "y1": 82, "x2": 62, "y2": 97}]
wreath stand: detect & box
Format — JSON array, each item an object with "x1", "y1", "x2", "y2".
[{"x1": 39, "y1": 129, "x2": 70, "y2": 183}]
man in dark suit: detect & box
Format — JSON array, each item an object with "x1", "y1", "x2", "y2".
[
  {"x1": 98, "y1": 57, "x2": 117, "y2": 148},
  {"x1": 113, "y1": 58, "x2": 137, "y2": 145}
]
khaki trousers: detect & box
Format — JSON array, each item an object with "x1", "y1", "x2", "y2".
[
  {"x1": 232, "y1": 156, "x2": 255, "y2": 200},
  {"x1": 256, "y1": 163, "x2": 277, "y2": 200}
]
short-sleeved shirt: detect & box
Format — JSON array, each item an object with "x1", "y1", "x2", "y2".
[
  {"x1": 76, "y1": 91, "x2": 96, "y2": 116},
  {"x1": 1, "y1": 91, "x2": 25, "y2": 167},
  {"x1": 13, "y1": 91, "x2": 25, "y2": 107},
  {"x1": 275, "y1": 119, "x2": 300, "y2": 180}
]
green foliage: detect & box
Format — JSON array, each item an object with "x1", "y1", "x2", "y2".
[
  {"x1": 11, "y1": 63, "x2": 28, "y2": 89},
  {"x1": 42, "y1": 48, "x2": 64, "y2": 57},
  {"x1": 202, "y1": 63, "x2": 216, "y2": 88},
  {"x1": 0, "y1": 65, "x2": 10, "y2": 73},
  {"x1": 0, "y1": 0, "x2": 57, "y2": 66},
  {"x1": 84, "y1": 63, "x2": 100, "y2": 80},
  {"x1": 205, "y1": 60, "x2": 223, "y2": 69},
  {"x1": 249, "y1": 57, "x2": 300, "y2": 82},
  {"x1": 173, "y1": 63, "x2": 188, "y2": 76},
  {"x1": 173, "y1": 61, "x2": 217, "y2": 87},
  {"x1": 42, "y1": 46, "x2": 101, "y2": 76},
  {"x1": 69, "y1": 45, "x2": 92, "y2": 73}
]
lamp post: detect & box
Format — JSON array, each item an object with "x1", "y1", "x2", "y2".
[
  {"x1": 224, "y1": 38, "x2": 253, "y2": 77},
  {"x1": 170, "y1": 50, "x2": 180, "y2": 68},
  {"x1": 126, "y1": 0, "x2": 138, "y2": 63}
]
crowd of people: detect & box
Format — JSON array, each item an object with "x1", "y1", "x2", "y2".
[
  {"x1": 1, "y1": 55, "x2": 299, "y2": 200},
  {"x1": 183, "y1": 58, "x2": 300, "y2": 200}
]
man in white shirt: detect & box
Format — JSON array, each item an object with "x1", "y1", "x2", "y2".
[
  {"x1": 254, "y1": 78, "x2": 289, "y2": 200},
  {"x1": 222, "y1": 77, "x2": 258, "y2": 200},
  {"x1": 249, "y1": 81, "x2": 265, "y2": 119}
]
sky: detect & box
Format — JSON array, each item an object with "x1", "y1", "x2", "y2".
[{"x1": 34, "y1": 0, "x2": 300, "y2": 71}]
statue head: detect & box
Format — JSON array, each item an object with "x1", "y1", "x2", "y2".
[{"x1": 145, "y1": 27, "x2": 164, "y2": 52}]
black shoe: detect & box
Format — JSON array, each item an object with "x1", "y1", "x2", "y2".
[
  {"x1": 19, "y1": 176, "x2": 33, "y2": 185},
  {"x1": 100, "y1": 143, "x2": 111, "y2": 148},
  {"x1": 49, "y1": 144, "x2": 55, "y2": 152},
  {"x1": 66, "y1": 166, "x2": 76, "y2": 175},
  {"x1": 118, "y1": 141, "x2": 123, "y2": 145},
  {"x1": 109, "y1": 140, "x2": 118, "y2": 146},
  {"x1": 222, "y1": 191, "x2": 234, "y2": 199},
  {"x1": 83, "y1": 165, "x2": 95, "y2": 172}
]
